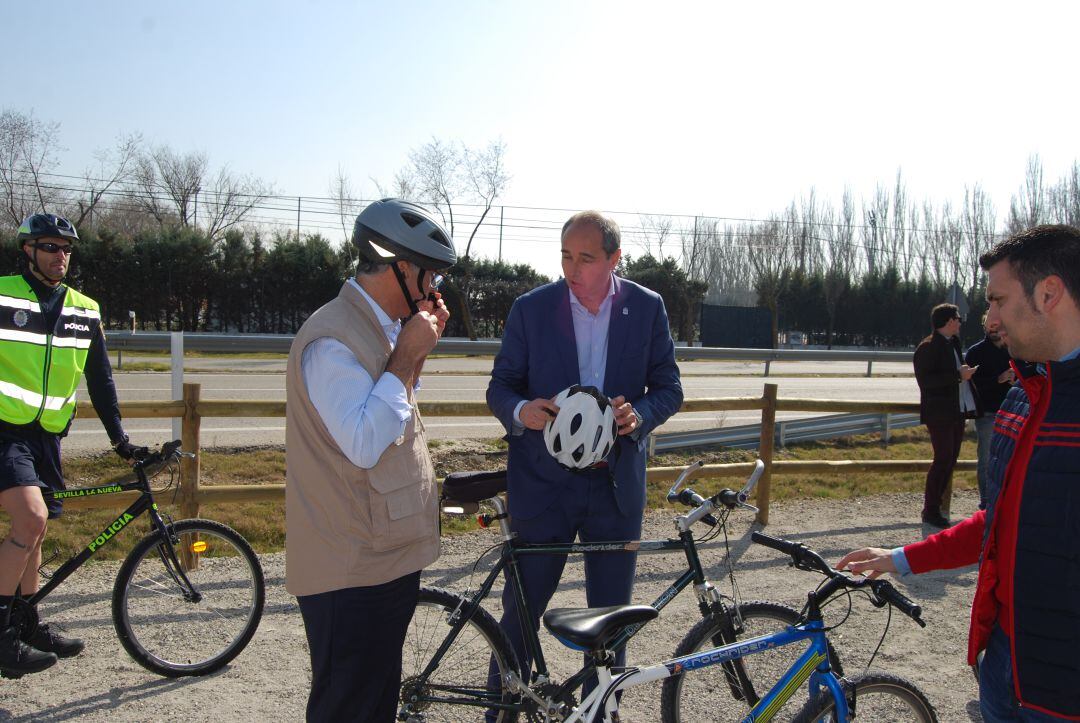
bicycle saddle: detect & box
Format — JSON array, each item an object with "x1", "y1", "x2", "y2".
[
  {"x1": 442, "y1": 470, "x2": 507, "y2": 503},
  {"x1": 543, "y1": 605, "x2": 658, "y2": 652}
]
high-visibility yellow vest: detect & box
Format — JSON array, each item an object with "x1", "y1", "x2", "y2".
[{"x1": 0, "y1": 275, "x2": 101, "y2": 433}]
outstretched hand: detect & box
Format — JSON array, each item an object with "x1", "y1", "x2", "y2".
[{"x1": 834, "y1": 547, "x2": 897, "y2": 580}]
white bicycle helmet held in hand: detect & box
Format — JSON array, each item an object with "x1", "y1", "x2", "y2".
[{"x1": 543, "y1": 385, "x2": 618, "y2": 470}]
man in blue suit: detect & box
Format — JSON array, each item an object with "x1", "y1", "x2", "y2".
[{"x1": 486, "y1": 210, "x2": 683, "y2": 690}]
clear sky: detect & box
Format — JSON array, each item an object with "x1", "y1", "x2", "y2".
[{"x1": 4, "y1": 1, "x2": 1079, "y2": 279}]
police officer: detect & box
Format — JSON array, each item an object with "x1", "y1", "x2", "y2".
[{"x1": 0, "y1": 214, "x2": 142, "y2": 677}]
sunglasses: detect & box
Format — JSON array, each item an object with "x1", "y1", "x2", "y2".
[{"x1": 33, "y1": 242, "x2": 74, "y2": 255}]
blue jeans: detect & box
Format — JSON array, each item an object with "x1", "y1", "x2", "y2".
[
  {"x1": 979, "y1": 625, "x2": 1068, "y2": 722},
  {"x1": 974, "y1": 415, "x2": 996, "y2": 510}
]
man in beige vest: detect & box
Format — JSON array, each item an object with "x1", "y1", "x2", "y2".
[{"x1": 286, "y1": 198, "x2": 455, "y2": 722}]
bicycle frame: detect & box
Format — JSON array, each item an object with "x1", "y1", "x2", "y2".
[
  {"x1": 413, "y1": 495, "x2": 734, "y2": 713},
  {"x1": 26, "y1": 470, "x2": 193, "y2": 609},
  {"x1": 572, "y1": 621, "x2": 847, "y2": 723}
]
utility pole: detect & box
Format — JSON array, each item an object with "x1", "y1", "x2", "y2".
[
  {"x1": 498, "y1": 205, "x2": 504, "y2": 263},
  {"x1": 296, "y1": 197, "x2": 301, "y2": 240}
]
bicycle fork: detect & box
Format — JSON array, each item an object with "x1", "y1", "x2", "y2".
[{"x1": 151, "y1": 515, "x2": 202, "y2": 603}]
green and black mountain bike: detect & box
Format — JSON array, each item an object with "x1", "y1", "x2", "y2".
[{"x1": 5, "y1": 440, "x2": 265, "y2": 678}]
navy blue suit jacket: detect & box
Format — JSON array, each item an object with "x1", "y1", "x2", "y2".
[{"x1": 487, "y1": 276, "x2": 683, "y2": 521}]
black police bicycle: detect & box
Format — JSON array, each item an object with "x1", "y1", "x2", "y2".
[{"x1": 5, "y1": 440, "x2": 264, "y2": 678}]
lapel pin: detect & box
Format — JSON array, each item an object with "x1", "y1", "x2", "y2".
[{"x1": 622, "y1": 307, "x2": 629, "y2": 316}]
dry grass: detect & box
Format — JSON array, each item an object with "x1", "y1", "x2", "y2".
[{"x1": 15, "y1": 426, "x2": 975, "y2": 563}]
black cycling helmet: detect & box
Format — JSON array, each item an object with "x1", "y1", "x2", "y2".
[
  {"x1": 352, "y1": 198, "x2": 457, "y2": 271},
  {"x1": 17, "y1": 213, "x2": 79, "y2": 245}
]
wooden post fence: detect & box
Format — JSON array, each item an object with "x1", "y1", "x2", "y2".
[
  {"x1": 756, "y1": 383, "x2": 778, "y2": 525},
  {"x1": 68, "y1": 384, "x2": 977, "y2": 526}
]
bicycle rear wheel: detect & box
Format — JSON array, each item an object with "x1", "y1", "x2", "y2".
[
  {"x1": 400, "y1": 586, "x2": 520, "y2": 722},
  {"x1": 661, "y1": 601, "x2": 844, "y2": 723},
  {"x1": 791, "y1": 672, "x2": 938, "y2": 722},
  {"x1": 112, "y1": 519, "x2": 265, "y2": 676}
]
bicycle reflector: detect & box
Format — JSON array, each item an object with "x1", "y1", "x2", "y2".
[{"x1": 191, "y1": 541, "x2": 208, "y2": 553}]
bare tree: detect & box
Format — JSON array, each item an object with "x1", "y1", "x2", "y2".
[
  {"x1": 638, "y1": 214, "x2": 676, "y2": 259},
  {"x1": 961, "y1": 183, "x2": 997, "y2": 293},
  {"x1": 1047, "y1": 161, "x2": 1080, "y2": 227},
  {"x1": 1008, "y1": 154, "x2": 1045, "y2": 233},
  {"x1": 409, "y1": 137, "x2": 464, "y2": 236},
  {"x1": 747, "y1": 217, "x2": 792, "y2": 348},
  {"x1": 0, "y1": 109, "x2": 63, "y2": 225},
  {"x1": 861, "y1": 183, "x2": 890, "y2": 276},
  {"x1": 822, "y1": 190, "x2": 856, "y2": 347},
  {"x1": 201, "y1": 165, "x2": 274, "y2": 240},
  {"x1": 131, "y1": 145, "x2": 208, "y2": 227},
  {"x1": 76, "y1": 132, "x2": 142, "y2": 228},
  {"x1": 330, "y1": 166, "x2": 359, "y2": 244},
  {"x1": 461, "y1": 139, "x2": 509, "y2": 258}
]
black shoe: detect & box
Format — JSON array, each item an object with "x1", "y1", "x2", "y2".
[
  {"x1": 921, "y1": 511, "x2": 951, "y2": 529},
  {"x1": 24, "y1": 623, "x2": 84, "y2": 658},
  {"x1": 0, "y1": 626, "x2": 57, "y2": 678}
]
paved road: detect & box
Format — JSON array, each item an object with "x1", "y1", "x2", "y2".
[{"x1": 65, "y1": 357, "x2": 920, "y2": 454}]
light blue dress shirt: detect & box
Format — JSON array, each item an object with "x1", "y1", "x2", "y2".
[
  {"x1": 301, "y1": 279, "x2": 414, "y2": 469},
  {"x1": 512, "y1": 277, "x2": 616, "y2": 432},
  {"x1": 891, "y1": 343, "x2": 1080, "y2": 575}
]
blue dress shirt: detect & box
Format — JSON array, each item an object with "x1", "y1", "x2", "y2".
[
  {"x1": 301, "y1": 279, "x2": 414, "y2": 469},
  {"x1": 512, "y1": 276, "x2": 616, "y2": 431}
]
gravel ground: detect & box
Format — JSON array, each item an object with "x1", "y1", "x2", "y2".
[{"x1": 0, "y1": 491, "x2": 982, "y2": 722}]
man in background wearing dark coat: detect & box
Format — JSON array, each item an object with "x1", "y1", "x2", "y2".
[{"x1": 913, "y1": 303, "x2": 978, "y2": 528}]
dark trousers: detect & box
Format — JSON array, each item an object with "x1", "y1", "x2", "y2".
[
  {"x1": 923, "y1": 419, "x2": 965, "y2": 516},
  {"x1": 487, "y1": 473, "x2": 640, "y2": 721},
  {"x1": 298, "y1": 571, "x2": 421, "y2": 723}
]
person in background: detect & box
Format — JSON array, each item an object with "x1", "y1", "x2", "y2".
[
  {"x1": 964, "y1": 312, "x2": 1014, "y2": 509},
  {"x1": 913, "y1": 302, "x2": 978, "y2": 528}
]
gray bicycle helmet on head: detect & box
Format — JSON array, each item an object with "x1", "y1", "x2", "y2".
[
  {"x1": 352, "y1": 198, "x2": 457, "y2": 270},
  {"x1": 17, "y1": 213, "x2": 79, "y2": 244}
]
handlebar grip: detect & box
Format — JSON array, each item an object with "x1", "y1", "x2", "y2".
[
  {"x1": 679, "y1": 489, "x2": 718, "y2": 527},
  {"x1": 715, "y1": 489, "x2": 740, "y2": 508},
  {"x1": 874, "y1": 580, "x2": 925, "y2": 626},
  {"x1": 751, "y1": 531, "x2": 800, "y2": 555}
]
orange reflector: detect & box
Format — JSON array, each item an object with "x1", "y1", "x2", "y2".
[{"x1": 191, "y1": 541, "x2": 208, "y2": 553}]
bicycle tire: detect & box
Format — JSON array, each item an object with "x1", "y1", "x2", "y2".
[
  {"x1": 400, "y1": 586, "x2": 520, "y2": 722},
  {"x1": 791, "y1": 672, "x2": 938, "y2": 722},
  {"x1": 112, "y1": 518, "x2": 265, "y2": 676},
  {"x1": 660, "y1": 601, "x2": 844, "y2": 723}
]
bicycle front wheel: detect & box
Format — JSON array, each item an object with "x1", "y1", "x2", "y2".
[
  {"x1": 112, "y1": 519, "x2": 265, "y2": 676},
  {"x1": 400, "y1": 586, "x2": 520, "y2": 722},
  {"x1": 791, "y1": 672, "x2": 938, "y2": 722},
  {"x1": 661, "y1": 601, "x2": 844, "y2": 723}
]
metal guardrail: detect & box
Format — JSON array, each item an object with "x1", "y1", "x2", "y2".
[
  {"x1": 104, "y1": 332, "x2": 914, "y2": 372},
  {"x1": 649, "y1": 412, "x2": 922, "y2": 453}
]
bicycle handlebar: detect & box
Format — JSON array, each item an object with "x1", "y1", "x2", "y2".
[
  {"x1": 134, "y1": 440, "x2": 190, "y2": 469},
  {"x1": 750, "y1": 531, "x2": 926, "y2": 627},
  {"x1": 667, "y1": 460, "x2": 765, "y2": 528}
]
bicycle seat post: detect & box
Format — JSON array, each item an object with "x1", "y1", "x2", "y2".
[{"x1": 486, "y1": 496, "x2": 515, "y2": 542}]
